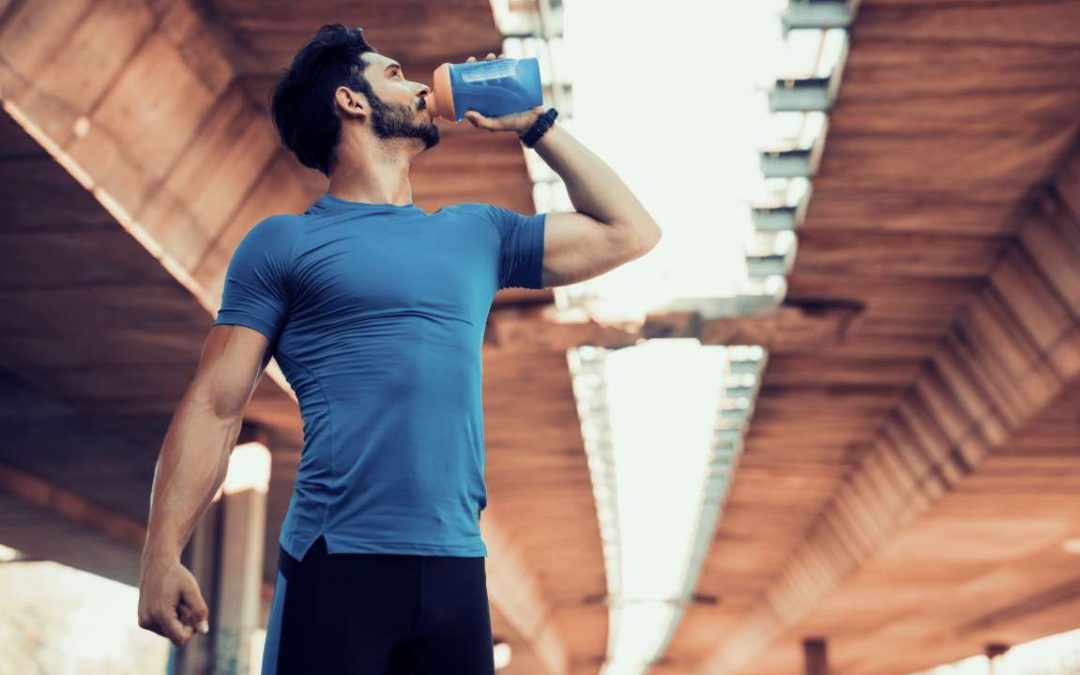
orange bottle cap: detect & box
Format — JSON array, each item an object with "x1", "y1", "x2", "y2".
[{"x1": 429, "y1": 63, "x2": 457, "y2": 122}]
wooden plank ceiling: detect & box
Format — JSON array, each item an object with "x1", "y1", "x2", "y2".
[{"x1": 0, "y1": 0, "x2": 602, "y2": 672}]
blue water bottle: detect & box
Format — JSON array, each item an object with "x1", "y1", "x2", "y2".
[{"x1": 426, "y1": 57, "x2": 543, "y2": 122}]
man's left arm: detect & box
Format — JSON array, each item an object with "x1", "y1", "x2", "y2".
[{"x1": 463, "y1": 57, "x2": 662, "y2": 288}]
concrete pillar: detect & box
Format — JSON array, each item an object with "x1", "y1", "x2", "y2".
[
  {"x1": 804, "y1": 637, "x2": 828, "y2": 675},
  {"x1": 170, "y1": 493, "x2": 223, "y2": 675},
  {"x1": 213, "y1": 440, "x2": 272, "y2": 675},
  {"x1": 168, "y1": 428, "x2": 271, "y2": 675}
]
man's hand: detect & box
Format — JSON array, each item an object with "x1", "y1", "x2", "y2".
[
  {"x1": 462, "y1": 52, "x2": 545, "y2": 134},
  {"x1": 137, "y1": 554, "x2": 210, "y2": 647}
]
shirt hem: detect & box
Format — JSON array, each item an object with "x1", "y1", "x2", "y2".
[
  {"x1": 213, "y1": 315, "x2": 277, "y2": 342},
  {"x1": 284, "y1": 531, "x2": 487, "y2": 559}
]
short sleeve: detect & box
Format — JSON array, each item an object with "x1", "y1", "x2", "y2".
[
  {"x1": 484, "y1": 204, "x2": 546, "y2": 290},
  {"x1": 213, "y1": 215, "x2": 299, "y2": 342}
]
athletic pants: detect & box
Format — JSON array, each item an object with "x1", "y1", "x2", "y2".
[{"x1": 261, "y1": 535, "x2": 496, "y2": 674}]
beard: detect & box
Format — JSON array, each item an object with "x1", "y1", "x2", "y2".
[{"x1": 367, "y1": 91, "x2": 440, "y2": 150}]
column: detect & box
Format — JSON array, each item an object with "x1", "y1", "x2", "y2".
[{"x1": 804, "y1": 636, "x2": 828, "y2": 675}]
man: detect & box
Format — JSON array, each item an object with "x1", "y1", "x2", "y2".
[{"x1": 137, "y1": 23, "x2": 660, "y2": 674}]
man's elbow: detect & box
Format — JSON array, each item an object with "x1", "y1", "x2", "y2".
[
  {"x1": 628, "y1": 221, "x2": 662, "y2": 257},
  {"x1": 644, "y1": 223, "x2": 663, "y2": 250}
]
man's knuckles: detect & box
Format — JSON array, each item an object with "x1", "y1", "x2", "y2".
[{"x1": 166, "y1": 620, "x2": 195, "y2": 645}]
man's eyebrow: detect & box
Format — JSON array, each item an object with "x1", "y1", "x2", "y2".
[{"x1": 384, "y1": 62, "x2": 403, "y2": 73}]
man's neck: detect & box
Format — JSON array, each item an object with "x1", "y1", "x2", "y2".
[{"x1": 328, "y1": 136, "x2": 418, "y2": 206}]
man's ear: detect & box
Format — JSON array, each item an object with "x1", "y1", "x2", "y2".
[{"x1": 334, "y1": 86, "x2": 368, "y2": 120}]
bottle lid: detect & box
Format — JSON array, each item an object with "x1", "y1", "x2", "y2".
[{"x1": 429, "y1": 63, "x2": 456, "y2": 121}]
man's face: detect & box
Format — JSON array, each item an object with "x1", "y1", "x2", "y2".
[{"x1": 358, "y1": 52, "x2": 439, "y2": 150}]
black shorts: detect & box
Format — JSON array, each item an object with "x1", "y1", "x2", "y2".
[{"x1": 261, "y1": 535, "x2": 495, "y2": 674}]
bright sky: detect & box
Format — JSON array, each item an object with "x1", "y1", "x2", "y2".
[
  {"x1": 554, "y1": 3, "x2": 791, "y2": 673},
  {"x1": 560, "y1": 0, "x2": 790, "y2": 305}
]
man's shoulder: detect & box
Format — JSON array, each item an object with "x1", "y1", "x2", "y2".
[
  {"x1": 250, "y1": 212, "x2": 306, "y2": 235},
  {"x1": 234, "y1": 212, "x2": 305, "y2": 256},
  {"x1": 253, "y1": 212, "x2": 307, "y2": 231}
]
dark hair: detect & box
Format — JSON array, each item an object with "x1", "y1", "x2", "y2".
[{"x1": 270, "y1": 24, "x2": 377, "y2": 176}]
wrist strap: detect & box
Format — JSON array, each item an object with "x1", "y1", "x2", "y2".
[{"x1": 520, "y1": 108, "x2": 559, "y2": 148}]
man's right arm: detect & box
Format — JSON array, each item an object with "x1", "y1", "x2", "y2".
[{"x1": 137, "y1": 323, "x2": 271, "y2": 646}]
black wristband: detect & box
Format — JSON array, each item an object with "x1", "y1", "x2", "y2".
[{"x1": 519, "y1": 108, "x2": 558, "y2": 148}]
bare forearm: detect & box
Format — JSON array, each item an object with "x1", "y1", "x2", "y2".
[
  {"x1": 530, "y1": 122, "x2": 657, "y2": 233},
  {"x1": 141, "y1": 396, "x2": 240, "y2": 564}
]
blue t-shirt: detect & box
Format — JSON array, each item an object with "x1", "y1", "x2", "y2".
[{"x1": 213, "y1": 192, "x2": 546, "y2": 560}]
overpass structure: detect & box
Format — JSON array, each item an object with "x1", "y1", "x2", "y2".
[{"x1": 0, "y1": 1, "x2": 1077, "y2": 674}]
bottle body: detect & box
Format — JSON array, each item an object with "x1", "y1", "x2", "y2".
[{"x1": 428, "y1": 57, "x2": 542, "y2": 122}]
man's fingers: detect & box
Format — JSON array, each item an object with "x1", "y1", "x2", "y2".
[
  {"x1": 137, "y1": 560, "x2": 208, "y2": 646},
  {"x1": 138, "y1": 614, "x2": 160, "y2": 636},
  {"x1": 465, "y1": 111, "x2": 512, "y2": 134},
  {"x1": 180, "y1": 584, "x2": 211, "y2": 634},
  {"x1": 464, "y1": 111, "x2": 495, "y2": 131},
  {"x1": 137, "y1": 609, "x2": 154, "y2": 631},
  {"x1": 156, "y1": 609, "x2": 195, "y2": 646},
  {"x1": 467, "y1": 54, "x2": 504, "y2": 65}
]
